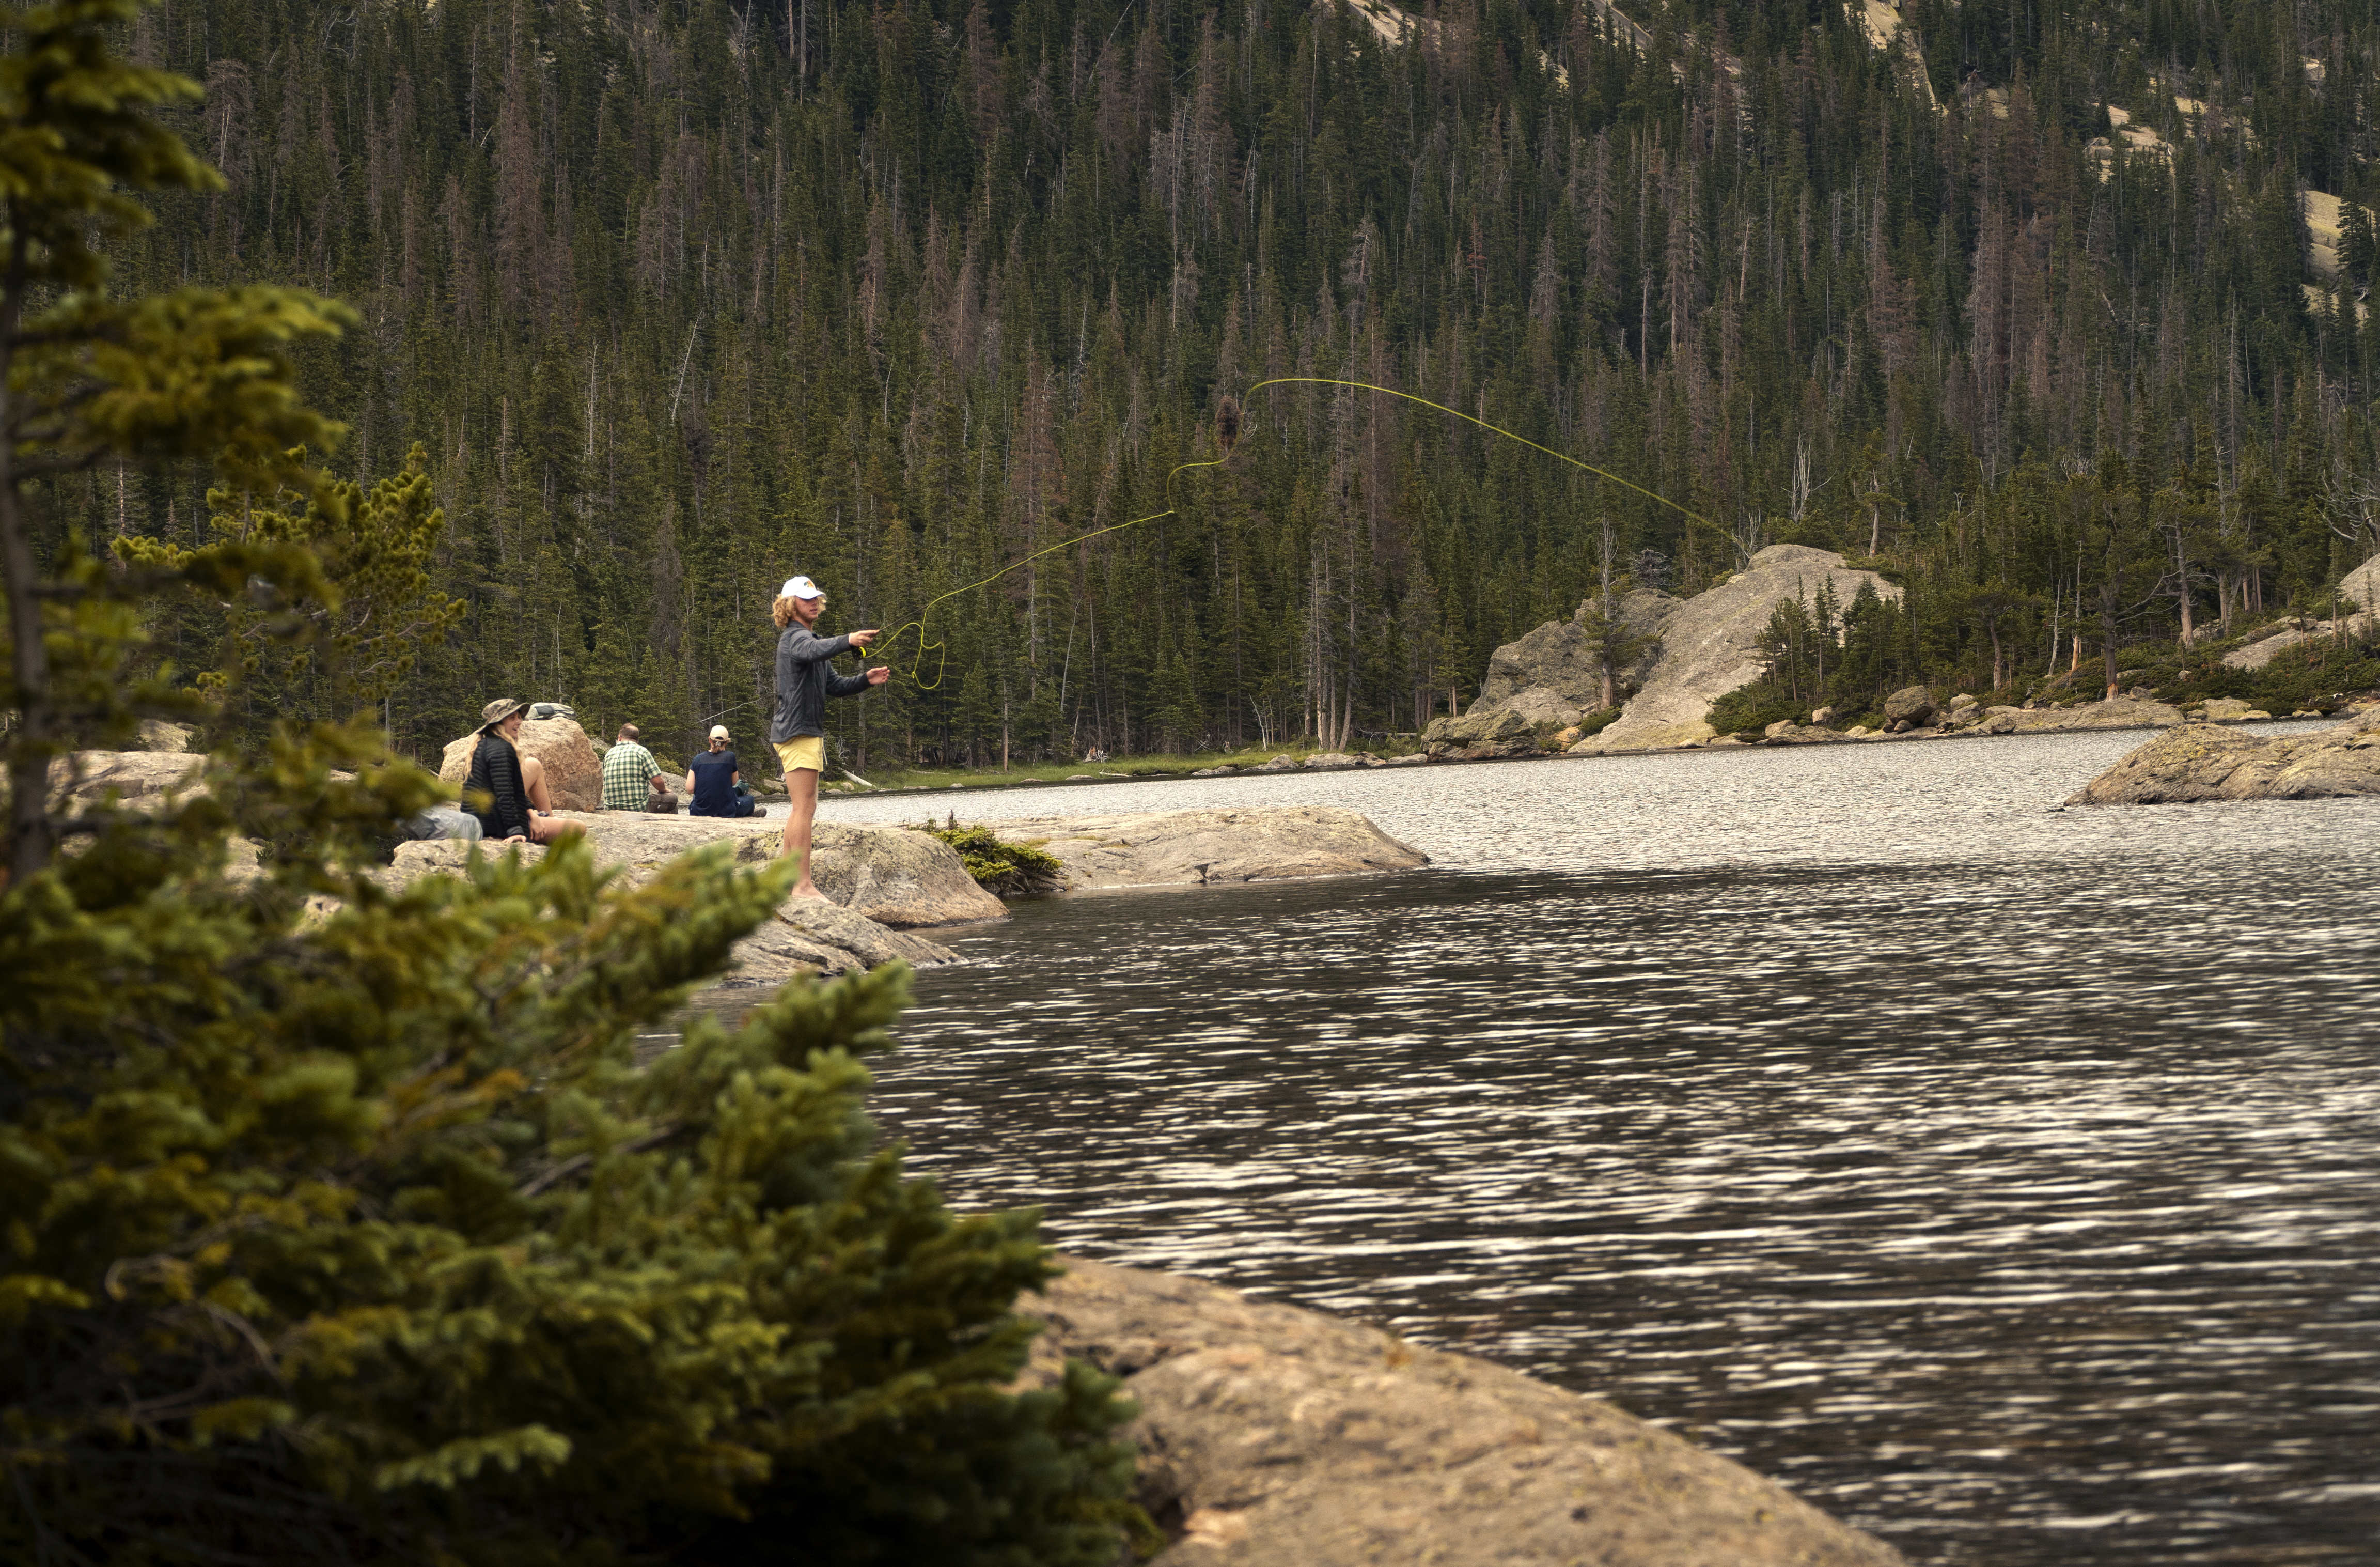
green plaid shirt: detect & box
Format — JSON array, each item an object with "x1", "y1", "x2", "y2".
[{"x1": 601, "y1": 741, "x2": 664, "y2": 811}]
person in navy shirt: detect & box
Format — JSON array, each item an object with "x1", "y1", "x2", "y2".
[{"x1": 684, "y1": 724, "x2": 757, "y2": 817}]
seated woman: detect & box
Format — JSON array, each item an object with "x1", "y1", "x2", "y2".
[
  {"x1": 685, "y1": 724, "x2": 757, "y2": 818},
  {"x1": 466, "y1": 698, "x2": 588, "y2": 845}
]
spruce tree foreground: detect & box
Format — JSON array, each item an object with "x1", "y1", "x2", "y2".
[{"x1": 0, "y1": 4, "x2": 1141, "y2": 1562}]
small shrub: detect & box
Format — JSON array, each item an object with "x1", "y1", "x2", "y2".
[
  {"x1": 930, "y1": 824, "x2": 1066, "y2": 897},
  {"x1": 1706, "y1": 682, "x2": 1800, "y2": 736},
  {"x1": 1577, "y1": 706, "x2": 1623, "y2": 737}
]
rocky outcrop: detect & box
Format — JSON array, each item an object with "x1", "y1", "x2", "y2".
[
  {"x1": 1759, "y1": 720, "x2": 1845, "y2": 744},
  {"x1": 2220, "y1": 615, "x2": 2375, "y2": 671},
  {"x1": 1971, "y1": 697, "x2": 2183, "y2": 735},
  {"x1": 438, "y1": 718, "x2": 605, "y2": 812},
  {"x1": 726, "y1": 896, "x2": 963, "y2": 981},
  {"x1": 137, "y1": 720, "x2": 197, "y2": 753},
  {"x1": 803, "y1": 822, "x2": 1008, "y2": 925},
  {"x1": 44, "y1": 750, "x2": 208, "y2": 809},
  {"x1": 1587, "y1": 546, "x2": 1900, "y2": 752},
  {"x1": 1479, "y1": 588, "x2": 1673, "y2": 708},
  {"x1": 2066, "y1": 709, "x2": 2380, "y2": 804},
  {"x1": 383, "y1": 809, "x2": 997, "y2": 928},
  {"x1": 1478, "y1": 685, "x2": 1586, "y2": 727},
  {"x1": 573, "y1": 813, "x2": 1004, "y2": 928},
  {"x1": 1021, "y1": 1258, "x2": 1905, "y2": 1567},
  {"x1": 1420, "y1": 705, "x2": 1537, "y2": 759},
  {"x1": 983, "y1": 806, "x2": 1428, "y2": 889},
  {"x1": 381, "y1": 833, "x2": 960, "y2": 979}
]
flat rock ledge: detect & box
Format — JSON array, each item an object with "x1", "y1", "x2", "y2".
[
  {"x1": 2068, "y1": 709, "x2": 2380, "y2": 805},
  {"x1": 1022, "y1": 1259, "x2": 1904, "y2": 1567},
  {"x1": 983, "y1": 806, "x2": 1428, "y2": 888},
  {"x1": 380, "y1": 816, "x2": 972, "y2": 983}
]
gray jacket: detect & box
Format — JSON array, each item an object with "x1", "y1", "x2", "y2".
[{"x1": 769, "y1": 624, "x2": 870, "y2": 742}]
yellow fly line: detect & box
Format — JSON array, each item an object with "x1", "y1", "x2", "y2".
[{"x1": 866, "y1": 376, "x2": 1713, "y2": 690}]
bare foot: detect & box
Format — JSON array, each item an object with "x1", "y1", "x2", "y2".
[{"x1": 789, "y1": 887, "x2": 834, "y2": 902}]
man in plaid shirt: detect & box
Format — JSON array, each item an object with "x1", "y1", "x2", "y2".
[{"x1": 601, "y1": 723, "x2": 674, "y2": 812}]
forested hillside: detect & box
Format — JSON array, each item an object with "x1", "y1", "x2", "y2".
[{"x1": 55, "y1": 0, "x2": 2380, "y2": 766}]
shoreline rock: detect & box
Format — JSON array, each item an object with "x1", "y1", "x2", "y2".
[
  {"x1": 380, "y1": 829, "x2": 963, "y2": 981},
  {"x1": 1022, "y1": 1258, "x2": 1903, "y2": 1566},
  {"x1": 2066, "y1": 708, "x2": 2380, "y2": 804},
  {"x1": 983, "y1": 806, "x2": 1429, "y2": 889},
  {"x1": 1421, "y1": 705, "x2": 1537, "y2": 759}
]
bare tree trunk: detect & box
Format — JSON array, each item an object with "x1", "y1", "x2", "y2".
[
  {"x1": 2100, "y1": 581, "x2": 2121, "y2": 701},
  {"x1": 1, "y1": 254, "x2": 55, "y2": 885}
]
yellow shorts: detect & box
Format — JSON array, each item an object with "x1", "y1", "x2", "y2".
[{"x1": 775, "y1": 735, "x2": 826, "y2": 774}]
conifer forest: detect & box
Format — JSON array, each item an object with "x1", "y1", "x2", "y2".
[{"x1": 67, "y1": 0, "x2": 2380, "y2": 767}]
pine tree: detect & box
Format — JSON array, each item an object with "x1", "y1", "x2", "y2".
[{"x1": 1, "y1": 8, "x2": 1142, "y2": 1561}]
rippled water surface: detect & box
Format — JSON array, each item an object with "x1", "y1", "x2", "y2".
[{"x1": 818, "y1": 729, "x2": 2380, "y2": 1565}]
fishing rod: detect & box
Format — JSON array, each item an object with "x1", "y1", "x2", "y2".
[{"x1": 865, "y1": 376, "x2": 1717, "y2": 691}]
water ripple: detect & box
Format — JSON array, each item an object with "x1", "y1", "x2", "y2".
[{"x1": 804, "y1": 726, "x2": 2380, "y2": 1565}]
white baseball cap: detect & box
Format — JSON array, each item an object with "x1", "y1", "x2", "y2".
[
  {"x1": 708, "y1": 724, "x2": 731, "y2": 740},
  {"x1": 780, "y1": 575, "x2": 824, "y2": 600}
]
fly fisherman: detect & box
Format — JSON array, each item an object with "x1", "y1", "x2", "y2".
[{"x1": 768, "y1": 575, "x2": 889, "y2": 899}]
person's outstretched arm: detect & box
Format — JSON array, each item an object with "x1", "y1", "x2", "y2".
[{"x1": 783, "y1": 625, "x2": 854, "y2": 664}]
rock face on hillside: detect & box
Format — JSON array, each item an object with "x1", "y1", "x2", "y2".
[
  {"x1": 1021, "y1": 1258, "x2": 1905, "y2": 1567},
  {"x1": 1478, "y1": 686, "x2": 1588, "y2": 728},
  {"x1": 1478, "y1": 588, "x2": 1674, "y2": 709},
  {"x1": 1587, "y1": 546, "x2": 1901, "y2": 752},
  {"x1": 2067, "y1": 709, "x2": 2380, "y2": 804},
  {"x1": 439, "y1": 718, "x2": 605, "y2": 812},
  {"x1": 986, "y1": 806, "x2": 1428, "y2": 889}
]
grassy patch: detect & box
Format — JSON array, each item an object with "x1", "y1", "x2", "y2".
[{"x1": 923, "y1": 824, "x2": 1066, "y2": 897}]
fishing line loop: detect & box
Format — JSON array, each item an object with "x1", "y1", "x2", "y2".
[{"x1": 866, "y1": 377, "x2": 1712, "y2": 691}]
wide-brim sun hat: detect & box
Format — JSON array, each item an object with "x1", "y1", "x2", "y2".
[{"x1": 480, "y1": 697, "x2": 528, "y2": 729}]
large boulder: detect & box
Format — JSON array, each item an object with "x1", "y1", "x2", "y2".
[
  {"x1": 1021, "y1": 1259, "x2": 1905, "y2": 1567},
  {"x1": 1479, "y1": 589, "x2": 1674, "y2": 708},
  {"x1": 1420, "y1": 705, "x2": 1537, "y2": 759},
  {"x1": 1882, "y1": 686, "x2": 1937, "y2": 726},
  {"x1": 1590, "y1": 547, "x2": 1901, "y2": 752},
  {"x1": 803, "y1": 822, "x2": 1008, "y2": 926},
  {"x1": 2067, "y1": 708, "x2": 2380, "y2": 804},
  {"x1": 439, "y1": 717, "x2": 604, "y2": 812},
  {"x1": 973, "y1": 806, "x2": 1428, "y2": 889}
]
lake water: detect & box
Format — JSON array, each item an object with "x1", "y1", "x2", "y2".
[{"x1": 813, "y1": 727, "x2": 2380, "y2": 1566}]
